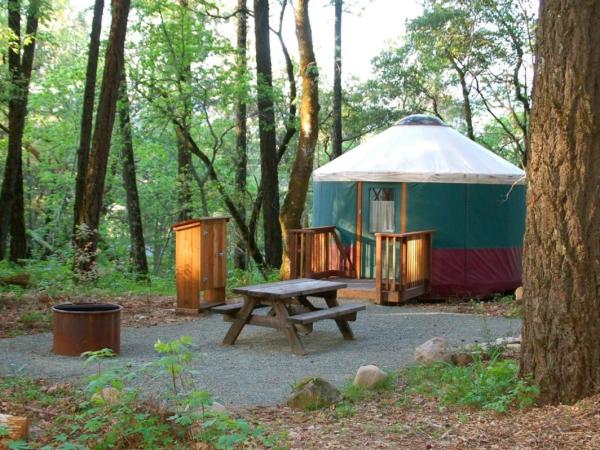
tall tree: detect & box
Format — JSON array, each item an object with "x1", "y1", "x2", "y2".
[
  {"x1": 521, "y1": 0, "x2": 600, "y2": 404},
  {"x1": 175, "y1": 0, "x2": 194, "y2": 222},
  {"x1": 234, "y1": 0, "x2": 248, "y2": 269},
  {"x1": 279, "y1": 0, "x2": 319, "y2": 277},
  {"x1": 254, "y1": 0, "x2": 282, "y2": 268},
  {"x1": 0, "y1": 0, "x2": 41, "y2": 261},
  {"x1": 330, "y1": 0, "x2": 343, "y2": 159},
  {"x1": 73, "y1": 0, "x2": 104, "y2": 235},
  {"x1": 117, "y1": 69, "x2": 148, "y2": 278},
  {"x1": 408, "y1": 4, "x2": 486, "y2": 140},
  {"x1": 73, "y1": 0, "x2": 131, "y2": 276}
]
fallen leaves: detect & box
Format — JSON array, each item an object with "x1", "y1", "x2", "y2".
[{"x1": 0, "y1": 294, "x2": 199, "y2": 338}]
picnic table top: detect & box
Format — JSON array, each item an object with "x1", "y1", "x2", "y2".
[{"x1": 232, "y1": 278, "x2": 348, "y2": 299}]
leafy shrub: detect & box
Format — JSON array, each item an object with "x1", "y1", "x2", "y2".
[
  {"x1": 0, "y1": 258, "x2": 175, "y2": 298},
  {"x1": 405, "y1": 356, "x2": 539, "y2": 413},
  {"x1": 74, "y1": 337, "x2": 279, "y2": 449}
]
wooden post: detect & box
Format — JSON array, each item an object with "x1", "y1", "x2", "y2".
[
  {"x1": 355, "y1": 181, "x2": 363, "y2": 279},
  {"x1": 375, "y1": 233, "x2": 382, "y2": 304},
  {"x1": 288, "y1": 232, "x2": 298, "y2": 278},
  {"x1": 305, "y1": 232, "x2": 314, "y2": 278},
  {"x1": 0, "y1": 414, "x2": 28, "y2": 448}
]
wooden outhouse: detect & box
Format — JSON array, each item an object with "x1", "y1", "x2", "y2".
[{"x1": 173, "y1": 217, "x2": 230, "y2": 314}]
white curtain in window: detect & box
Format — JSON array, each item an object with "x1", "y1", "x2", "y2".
[{"x1": 369, "y1": 200, "x2": 395, "y2": 232}]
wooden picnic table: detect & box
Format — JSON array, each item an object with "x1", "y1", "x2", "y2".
[{"x1": 211, "y1": 278, "x2": 365, "y2": 355}]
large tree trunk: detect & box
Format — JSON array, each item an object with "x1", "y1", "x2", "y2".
[
  {"x1": 521, "y1": 0, "x2": 600, "y2": 405},
  {"x1": 254, "y1": 0, "x2": 282, "y2": 268},
  {"x1": 279, "y1": 0, "x2": 319, "y2": 278},
  {"x1": 73, "y1": 0, "x2": 131, "y2": 277},
  {"x1": 234, "y1": 0, "x2": 248, "y2": 270},
  {"x1": 0, "y1": 0, "x2": 40, "y2": 261},
  {"x1": 176, "y1": 129, "x2": 193, "y2": 221},
  {"x1": 73, "y1": 0, "x2": 104, "y2": 236},
  {"x1": 174, "y1": 0, "x2": 194, "y2": 222},
  {"x1": 330, "y1": 0, "x2": 342, "y2": 159},
  {"x1": 118, "y1": 69, "x2": 148, "y2": 278}
]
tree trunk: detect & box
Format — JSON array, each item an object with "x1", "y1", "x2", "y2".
[
  {"x1": 174, "y1": 1, "x2": 194, "y2": 222},
  {"x1": 279, "y1": 0, "x2": 319, "y2": 278},
  {"x1": 74, "y1": 0, "x2": 104, "y2": 236},
  {"x1": 331, "y1": 0, "x2": 342, "y2": 159},
  {"x1": 521, "y1": 0, "x2": 600, "y2": 405},
  {"x1": 74, "y1": 0, "x2": 131, "y2": 277},
  {"x1": 118, "y1": 69, "x2": 148, "y2": 278},
  {"x1": 176, "y1": 128, "x2": 193, "y2": 221},
  {"x1": 254, "y1": 0, "x2": 282, "y2": 268},
  {"x1": 234, "y1": 0, "x2": 248, "y2": 270},
  {"x1": 448, "y1": 55, "x2": 475, "y2": 141},
  {"x1": 0, "y1": 0, "x2": 40, "y2": 261}
]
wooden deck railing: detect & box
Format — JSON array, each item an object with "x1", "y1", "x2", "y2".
[
  {"x1": 288, "y1": 226, "x2": 356, "y2": 279},
  {"x1": 375, "y1": 230, "x2": 434, "y2": 304}
]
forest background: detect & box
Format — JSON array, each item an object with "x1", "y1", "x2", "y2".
[{"x1": 0, "y1": 0, "x2": 536, "y2": 290}]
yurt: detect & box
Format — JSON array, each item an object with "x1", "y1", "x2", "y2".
[{"x1": 312, "y1": 114, "x2": 526, "y2": 298}]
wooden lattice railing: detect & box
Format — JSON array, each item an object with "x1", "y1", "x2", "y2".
[
  {"x1": 375, "y1": 230, "x2": 434, "y2": 304},
  {"x1": 288, "y1": 226, "x2": 355, "y2": 279}
]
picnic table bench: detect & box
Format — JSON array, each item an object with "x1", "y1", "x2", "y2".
[{"x1": 210, "y1": 278, "x2": 365, "y2": 355}]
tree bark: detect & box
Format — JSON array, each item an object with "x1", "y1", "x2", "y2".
[
  {"x1": 521, "y1": 0, "x2": 600, "y2": 405},
  {"x1": 234, "y1": 0, "x2": 248, "y2": 270},
  {"x1": 279, "y1": 0, "x2": 319, "y2": 278},
  {"x1": 254, "y1": 0, "x2": 282, "y2": 268},
  {"x1": 448, "y1": 54, "x2": 475, "y2": 141},
  {"x1": 175, "y1": 0, "x2": 194, "y2": 222},
  {"x1": 331, "y1": 0, "x2": 343, "y2": 159},
  {"x1": 0, "y1": 0, "x2": 40, "y2": 261},
  {"x1": 176, "y1": 128, "x2": 193, "y2": 221},
  {"x1": 74, "y1": 0, "x2": 131, "y2": 277},
  {"x1": 73, "y1": 0, "x2": 104, "y2": 236},
  {"x1": 118, "y1": 69, "x2": 148, "y2": 278}
]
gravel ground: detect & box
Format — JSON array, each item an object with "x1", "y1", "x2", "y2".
[{"x1": 0, "y1": 300, "x2": 520, "y2": 407}]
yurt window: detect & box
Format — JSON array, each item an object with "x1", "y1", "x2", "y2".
[{"x1": 369, "y1": 188, "x2": 395, "y2": 233}]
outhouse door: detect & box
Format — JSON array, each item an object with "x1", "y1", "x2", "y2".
[{"x1": 199, "y1": 219, "x2": 228, "y2": 290}]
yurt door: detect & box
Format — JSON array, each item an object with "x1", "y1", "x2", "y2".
[{"x1": 360, "y1": 183, "x2": 403, "y2": 278}]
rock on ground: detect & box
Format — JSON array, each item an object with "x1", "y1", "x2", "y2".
[
  {"x1": 353, "y1": 365, "x2": 388, "y2": 389},
  {"x1": 287, "y1": 377, "x2": 342, "y2": 410},
  {"x1": 211, "y1": 401, "x2": 227, "y2": 413},
  {"x1": 515, "y1": 286, "x2": 524, "y2": 301},
  {"x1": 415, "y1": 337, "x2": 451, "y2": 364}
]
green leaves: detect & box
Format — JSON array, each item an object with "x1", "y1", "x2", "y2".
[{"x1": 406, "y1": 356, "x2": 539, "y2": 413}]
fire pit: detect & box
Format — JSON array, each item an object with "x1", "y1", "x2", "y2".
[{"x1": 52, "y1": 303, "x2": 123, "y2": 356}]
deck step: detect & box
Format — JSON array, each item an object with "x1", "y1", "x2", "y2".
[{"x1": 288, "y1": 304, "x2": 366, "y2": 325}]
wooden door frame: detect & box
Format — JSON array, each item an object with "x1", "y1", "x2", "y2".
[
  {"x1": 356, "y1": 182, "x2": 407, "y2": 280},
  {"x1": 356, "y1": 181, "x2": 363, "y2": 279}
]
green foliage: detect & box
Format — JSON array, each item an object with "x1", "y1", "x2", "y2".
[
  {"x1": 334, "y1": 401, "x2": 356, "y2": 418},
  {"x1": 405, "y1": 357, "x2": 539, "y2": 413},
  {"x1": 341, "y1": 371, "x2": 397, "y2": 403},
  {"x1": 0, "y1": 424, "x2": 10, "y2": 438},
  {"x1": 0, "y1": 337, "x2": 279, "y2": 449},
  {"x1": 18, "y1": 311, "x2": 49, "y2": 325},
  {"x1": 0, "y1": 259, "x2": 174, "y2": 298},
  {"x1": 342, "y1": 382, "x2": 371, "y2": 402}
]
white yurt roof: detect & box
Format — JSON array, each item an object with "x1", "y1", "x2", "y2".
[{"x1": 314, "y1": 115, "x2": 526, "y2": 185}]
